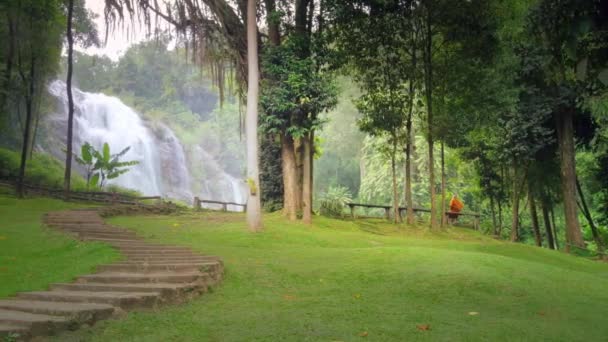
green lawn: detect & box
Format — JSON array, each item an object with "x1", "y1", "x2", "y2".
[
  {"x1": 50, "y1": 210, "x2": 608, "y2": 342},
  {"x1": 0, "y1": 191, "x2": 119, "y2": 299}
]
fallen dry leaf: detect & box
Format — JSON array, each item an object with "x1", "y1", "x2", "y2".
[
  {"x1": 416, "y1": 324, "x2": 431, "y2": 331},
  {"x1": 353, "y1": 294, "x2": 362, "y2": 299},
  {"x1": 359, "y1": 331, "x2": 368, "y2": 337},
  {"x1": 468, "y1": 312, "x2": 479, "y2": 316},
  {"x1": 282, "y1": 294, "x2": 297, "y2": 301}
]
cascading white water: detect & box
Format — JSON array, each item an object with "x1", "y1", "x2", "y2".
[
  {"x1": 47, "y1": 81, "x2": 247, "y2": 210},
  {"x1": 49, "y1": 81, "x2": 163, "y2": 195}
]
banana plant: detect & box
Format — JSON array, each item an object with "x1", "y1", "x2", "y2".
[{"x1": 75, "y1": 142, "x2": 139, "y2": 190}]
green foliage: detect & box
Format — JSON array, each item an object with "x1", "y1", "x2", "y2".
[
  {"x1": 260, "y1": 38, "x2": 337, "y2": 138},
  {"x1": 319, "y1": 185, "x2": 352, "y2": 218},
  {"x1": 90, "y1": 143, "x2": 139, "y2": 189},
  {"x1": 260, "y1": 136, "x2": 283, "y2": 212},
  {"x1": 0, "y1": 148, "x2": 86, "y2": 190}
]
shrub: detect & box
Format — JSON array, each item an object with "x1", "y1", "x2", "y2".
[
  {"x1": 319, "y1": 186, "x2": 352, "y2": 218},
  {"x1": 0, "y1": 148, "x2": 139, "y2": 197}
]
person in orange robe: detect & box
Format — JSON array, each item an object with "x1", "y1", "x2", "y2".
[{"x1": 448, "y1": 194, "x2": 464, "y2": 223}]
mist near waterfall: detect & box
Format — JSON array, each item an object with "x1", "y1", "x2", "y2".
[{"x1": 44, "y1": 81, "x2": 247, "y2": 210}]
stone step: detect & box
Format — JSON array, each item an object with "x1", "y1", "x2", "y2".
[
  {"x1": 44, "y1": 218, "x2": 104, "y2": 226},
  {"x1": 98, "y1": 262, "x2": 216, "y2": 273},
  {"x1": 0, "y1": 300, "x2": 114, "y2": 321},
  {"x1": 124, "y1": 257, "x2": 220, "y2": 263},
  {"x1": 18, "y1": 291, "x2": 160, "y2": 310},
  {"x1": 0, "y1": 308, "x2": 70, "y2": 337},
  {"x1": 120, "y1": 248, "x2": 196, "y2": 254},
  {"x1": 0, "y1": 322, "x2": 29, "y2": 339},
  {"x1": 47, "y1": 220, "x2": 111, "y2": 229},
  {"x1": 77, "y1": 272, "x2": 205, "y2": 284},
  {"x1": 76, "y1": 232, "x2": 139, "y2": 240},
  {"x1": 81, "y1": 237, "x2": 140, "y2": 244},
  {"x1": 121, "y1": 253, "x2": 201, "y2": 259},
  {"x1": 51, "y1": 282, "x2": 206, "y2": 297},
  {"x1": 59, "y1": 227, "x2": 134, "y2": 235}
]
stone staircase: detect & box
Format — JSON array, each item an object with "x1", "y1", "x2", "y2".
[{"x1": 0, "y1": 210, "x2": 223, "y2": 340}]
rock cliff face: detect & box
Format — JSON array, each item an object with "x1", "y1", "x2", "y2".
[{"x1": 41, "y1": 81, "x2": 246, "y2": 208}]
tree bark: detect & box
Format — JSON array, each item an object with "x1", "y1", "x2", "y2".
[
  {"x1": 541, "y1": 197, "x2": 555, "y2": 249},
  {"x1": 264, "y1": 0, "x2": 280, "y2": 45},
  {"x1": 17, "y1": 59, "x2": 36, "y2": 198},
  {"x1": 391, "y1": 136, "x2": 399, "y2": 224},
  {"x1": 576, "y1": 178, "x2": 604, "y2": 253},
  {"x1": 550, "y1": 205, "x2": 559, "y2": 250},
  {"x1": 63, "y1": 0, "x2": 75, "y2": 200},
  {"x1": 440, "y1": 141, "x2": 446, "y2": 227},
  {"x1": 404, "y1": 92, "x2": 414, "y2": 225},
  {"x1": 245, "y1": 0, "x2": 262, "y2": 232},
  {"x1": 555, "y1": 108, "x2": 585, "y2": 251},
  {"x1": 423, "y1": 5, "x2": 436, "y2": 228},
  {"x1": 528, "y1": 181, "x2": 542, "y2": 247},
  {"x1": 1, "y1": 13, "x2": 15, "y2": 114},
  {"x1": 497, "y1": 199, "x2": 503, "y2": 236},
  {"x1": 281, "y1": 134, "x2": 298, "y2": 221},
  {"x1": 302, "y1": 133, "x2": 312, "y2": 224},
  {"x1": 490, "y1": 196, "x2": 498, "y2": 235},
  {"x1": 295, "y1": 138, "x2": 304, "y2": 213},
  {"x1": 510, "y1": 166, "x2": 521, "y2": 242}
]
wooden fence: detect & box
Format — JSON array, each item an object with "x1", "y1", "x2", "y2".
[
  {"x1": 193, "y1": 197, "x2": 247, "y2": 211},
  {"x1": 347, "y1": 202, "x2": 480, "y2": 230},
  {"x1": 1, "y1": 180, "x2": 162, "y2": 205}
]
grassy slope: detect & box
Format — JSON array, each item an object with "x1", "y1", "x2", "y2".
[
  {"x1": 0, "y1": 190, "x2": 119, "y2": 298},
  {"x1": 55, "y1": 212, "x2": 608, "y2": 342}
]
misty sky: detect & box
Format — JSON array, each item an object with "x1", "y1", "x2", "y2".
[{"x1": 83, "y1": 0, "x2": 150, "y2": 60}]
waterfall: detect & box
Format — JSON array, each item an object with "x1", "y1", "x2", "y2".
[{"x1": 46, "y1": 81, "x2": 247, "y2": 210}]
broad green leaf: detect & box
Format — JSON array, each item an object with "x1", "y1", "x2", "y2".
[
  {"x1": 103, "y1": 143, "x2": 110, "y2": 163},
  {"x1": 82, "y1": 143, "x2": 92, "y2": 164},
  {"x1": 89, "y1": 173, "x2": 100, "y2": 187}
]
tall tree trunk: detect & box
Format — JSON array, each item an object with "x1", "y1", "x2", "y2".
[
  {"x1": 555, "y1": 109, "x2": 585, "y2": 251},
  {"x1": 245, "y1": 0, "x2": 262, "y2": 232},
  {"x1": 264, "y1": 0, "x2": 280, "y2": 45},
  {"x1": 404, "y1": 129, "x2": 414, "y2": 224},
  {"x1": 440, "y1": 141, "x2": 446, "y2": 227},
  {"x1": 576, "y1": 178, "x2": 604, "y2": 253},
  {"x1": 541, "y1": 198, "x2": 555, "y2": 249},
  {"x1": 1, "y1": 14, "x2": 15, "y2": 114},
  {"x1": 550, "y1": 205, "x2": 559, "y2": 249},
  {"x1": 391, "y1": 136, "x2": 399, "y2": 224},
  {"x1": 528, "y1": 181, "x2": 542, "y2": 247},
  {"x1": 17, "y1": 60, "x2": 36, "y2": 198},
  {"x1": 63, "y1": 0, "x2": 75, "y2": 199},
  {"x1": 423, "y1": 6, "x2": 436, "y2": 228},
  {"x1": 497, "y1": 196, "x2": 503, "y2": 236},
  {"x1": 282, "y1": 135, "x2": 298, "y2": 221},
  {"x1": 302, "y1": 133, "x2": 312, "y2": 224},
  {"x1": 295, "y1": 138, "x2": 304, "y2": 213},
  {"x1": 510, "y1": 166, "x2": 521, "y2": 242},
  {"x1": 490, "y1": 196, "x2": 498, "y2": 235}
]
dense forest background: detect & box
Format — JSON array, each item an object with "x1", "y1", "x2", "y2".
[{"x1": 0, "y1": 0, "x2": 607, "y2": 255}]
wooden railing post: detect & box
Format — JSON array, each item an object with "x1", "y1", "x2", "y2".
[
  {"x1": 194, "y1": 197, "x2": 201, "y2": 211},
  {"x1": 349, "y1": 204, "x2": 355, "y2": 219},
  {"x1": 222, "y1": 203, "x2": 227, "y2": 211},
  {"x1": 384, "y1": 207, "x2": 390, "y2": 220}
]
